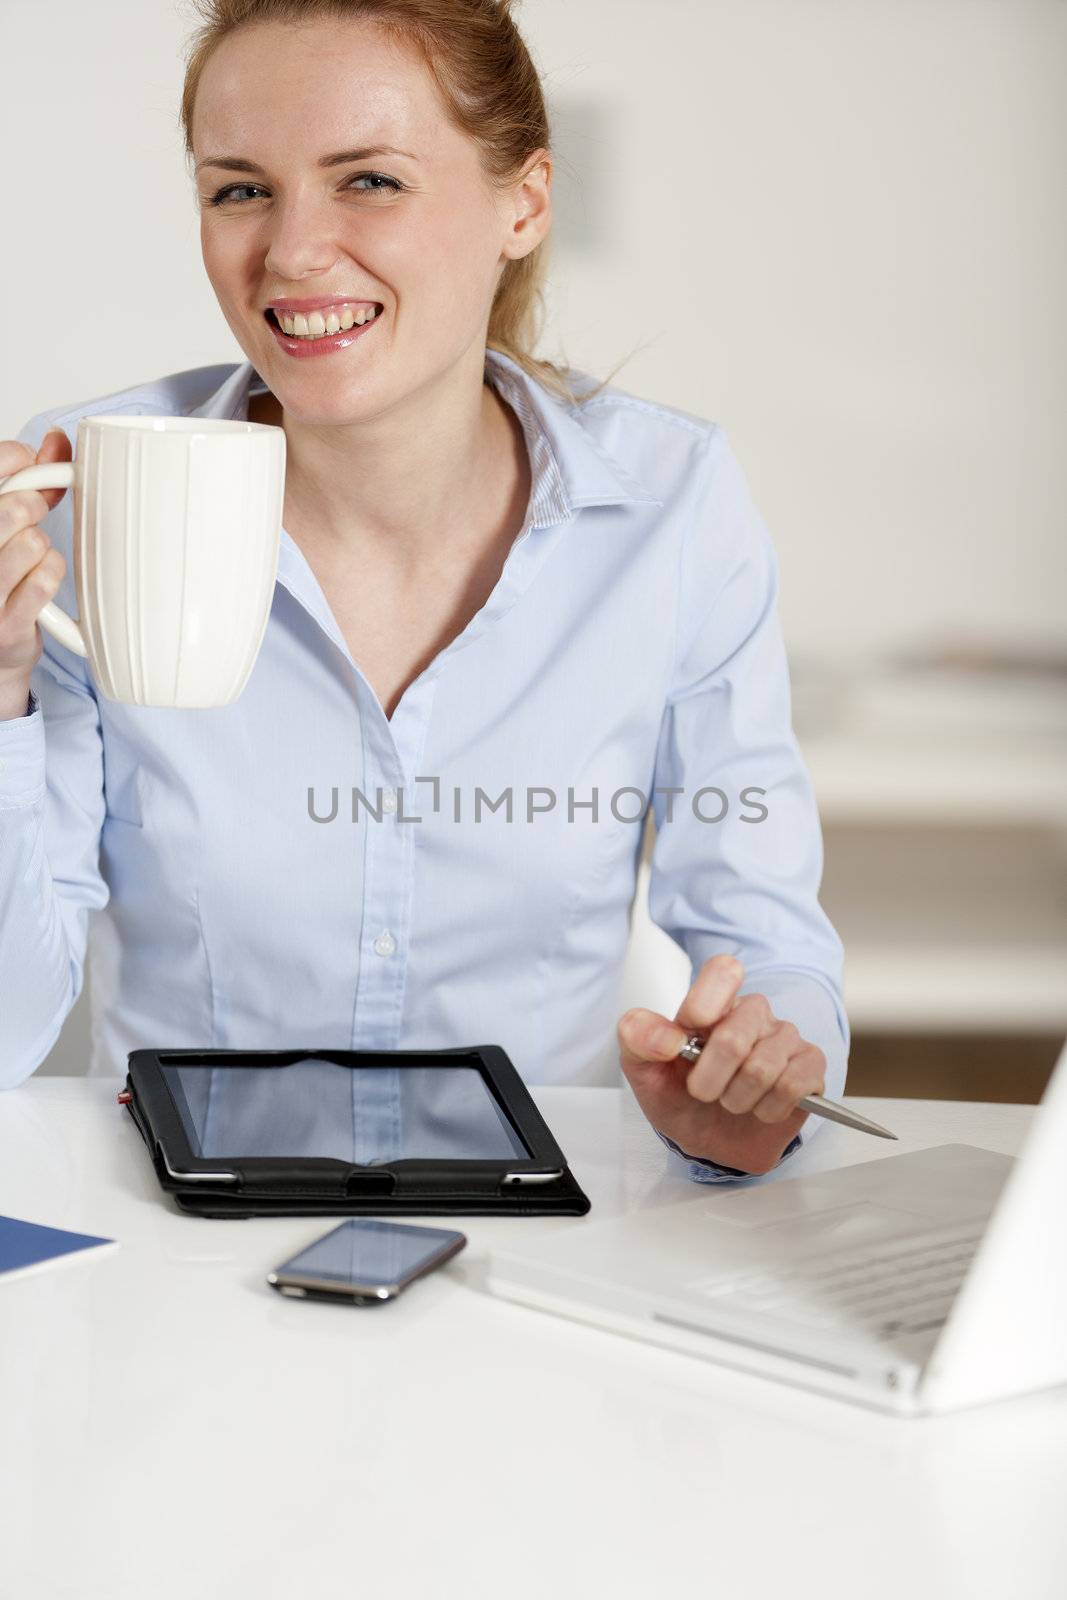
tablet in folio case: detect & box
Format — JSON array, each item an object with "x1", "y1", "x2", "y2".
[{"x1": 120, "y1": 1046, "x2": 591, "y2": 1218}]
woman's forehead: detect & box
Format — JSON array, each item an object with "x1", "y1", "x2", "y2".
[{"x1": 194, "y1": 18, "x2": 448, "y2": 152}]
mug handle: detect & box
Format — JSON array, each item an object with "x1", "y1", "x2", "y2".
[{"x1": 0, "y1": 462, "x2": 87, "y2": 657}]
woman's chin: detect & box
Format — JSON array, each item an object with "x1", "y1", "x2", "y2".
[
  {"x1": 262, "y1": 361, "x2": 391, "y2": 426},
  {"x1": 273, "y1": 393, "x2": 384, "y2": 429}
]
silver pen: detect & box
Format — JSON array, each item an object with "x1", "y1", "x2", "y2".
[{"x1": 676, "y1": 1033, "x2": 898, "y2": 1140}]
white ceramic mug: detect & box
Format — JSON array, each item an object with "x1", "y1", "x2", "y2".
[{"x1": 0, "y1": 414, "x2": 286, "y2": 708}]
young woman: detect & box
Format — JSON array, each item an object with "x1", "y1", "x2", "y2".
[{"x1": 0, "y1": 0, "x2": 848, "y2": 1181}]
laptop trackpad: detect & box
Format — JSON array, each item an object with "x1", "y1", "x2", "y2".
[{"x1": 746, "y1": 1201, "x2": 933, "y2": 1256}]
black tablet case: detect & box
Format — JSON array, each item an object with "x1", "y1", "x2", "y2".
[{"x1": 121, "y1": 1046, "x2": 591, "y2": 1218}]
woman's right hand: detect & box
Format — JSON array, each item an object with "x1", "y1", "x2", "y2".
[{"x1": 0, "y1": 430, "x2": 70, "y2": 693}]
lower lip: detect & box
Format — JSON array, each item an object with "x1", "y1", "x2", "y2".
[{"x1": 264, "y1": 310, "x2": 382, "y2": 360}]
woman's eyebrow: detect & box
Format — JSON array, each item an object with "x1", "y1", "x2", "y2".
[{"x1": 195, "y1": 146, "x2": 418, "y2": 175}]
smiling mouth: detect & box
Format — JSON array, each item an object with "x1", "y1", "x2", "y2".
[{"x1": 264, "y1": 305, "x2": 383, "y2": 339}]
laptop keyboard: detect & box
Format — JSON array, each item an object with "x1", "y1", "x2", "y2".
[{"x1": 695, "y1": 1218, "x2": 987, "y2": 1338}]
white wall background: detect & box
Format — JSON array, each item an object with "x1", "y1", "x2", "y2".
[{"x1": 2, "y1": 0, "x2": 1064, "y2": 1074}]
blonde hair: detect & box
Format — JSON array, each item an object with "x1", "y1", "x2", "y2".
[{"x1": 179, "y1": 0, "x2": 601, "y2": 404}]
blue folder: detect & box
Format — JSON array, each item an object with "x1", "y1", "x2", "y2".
[{"x1": 0, "y1": 1213, "x2": 115, "y2": 1279}]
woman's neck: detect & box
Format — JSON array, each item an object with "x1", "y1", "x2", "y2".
[{"x1": 249, "y1": 349, "x2": 531, "y2": 578}]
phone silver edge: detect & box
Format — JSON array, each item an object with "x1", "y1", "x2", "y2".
[{"x1": 266, "y1": 1223, "x2": 467, "y2": 1303}]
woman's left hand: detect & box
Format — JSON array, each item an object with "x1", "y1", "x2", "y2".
[{"x1": 617, "y1": 954, "x2": 826, "y2": 1176}]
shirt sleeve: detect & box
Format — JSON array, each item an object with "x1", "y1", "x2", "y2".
[
  {"x1": 646, "y1": 427, "x2": 850, "y2": 1183},
  {"x1": 0, "y1": 414, "x2": 110, "y2": 1089}
]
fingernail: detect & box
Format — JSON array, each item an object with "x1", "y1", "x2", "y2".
[{"x1": 654, "y1": 1023, "x2": 680, "y2": 1053}]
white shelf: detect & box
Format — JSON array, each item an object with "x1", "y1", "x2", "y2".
[
  {"x1": 793, "y1": 667, "x2": 1067, "y2": 827},
  {"x1": 626, "y1": 839, "x2": 1067, "y2": 1035},
  {"x1": 802, "y1": 734, "x2": 1067, "y2": 827},
  {"x1": 843, "y1": 945, "x2": 1067, "y2": 1033}
]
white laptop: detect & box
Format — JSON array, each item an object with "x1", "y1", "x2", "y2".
[{"x1": 487, "y1": 1040, "x2": 1067, "y2": 1417}]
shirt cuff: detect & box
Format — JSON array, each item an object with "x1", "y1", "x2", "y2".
[
  {"x1": 655, "y1": 1126, "x2": 804, "y2": 1185},
  {"x1": 0, "y1": 688, "x2": 45, "y2": 808}
]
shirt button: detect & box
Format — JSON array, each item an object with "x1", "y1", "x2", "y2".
[
  {"x1": 373, "y1": 929, "x2": 397, "y2": 957},
  {"x1": 381, "y1": 790, "x2": 397, "y2": 814}
]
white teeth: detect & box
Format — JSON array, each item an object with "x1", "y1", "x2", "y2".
[{"x1": 274, "y1": 304, "x2": 379, "y2": 338}]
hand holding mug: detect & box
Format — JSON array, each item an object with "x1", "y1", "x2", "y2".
[
  {"x1": 0, "y1": 429, "x2": 72, "y2": 690},
  {"x1": 0, "y1": 413, "x2": 286, "y2": 709}
]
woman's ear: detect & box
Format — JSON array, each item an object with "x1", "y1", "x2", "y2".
[{"x1": 500, "y1": 150, "x2": 552, "y2": 261}]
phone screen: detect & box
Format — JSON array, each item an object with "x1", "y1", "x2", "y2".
[{"x1": 274, "y1": 1218, "x2": 465, "y2": 1293}]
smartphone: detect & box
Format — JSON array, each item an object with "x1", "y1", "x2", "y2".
[{"x1": 267, "y1": 1218, "x2": 467, "y2": 1306}]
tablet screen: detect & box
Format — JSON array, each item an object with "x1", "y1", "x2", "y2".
[{"x1": 159, "y1": 1056, "x2": 530, "y2": 1163}]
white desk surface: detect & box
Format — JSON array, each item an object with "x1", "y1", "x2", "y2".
[{"x1": 1, "y1": 1080, "x2": 1064, "y2": 1600}]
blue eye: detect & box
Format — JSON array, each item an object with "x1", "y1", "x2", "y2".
[
  {"x1": 351, "y1": 173, "x2": 403, "y2": 194},
  {"x1": 208, "y1": 183, "x2": 266, "y2": 206},
  {"x1": 206, "y1": 172, "x2": 404, "y2": 206}
]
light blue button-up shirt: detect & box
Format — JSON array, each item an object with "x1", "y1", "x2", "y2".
[{"x1": 0, "y1": 350, "x2": 849, "y2": 1183}]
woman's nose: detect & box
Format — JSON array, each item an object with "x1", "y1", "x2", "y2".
[{"x1": 263, "y1": 201, "x2": 343, "y2": 282}]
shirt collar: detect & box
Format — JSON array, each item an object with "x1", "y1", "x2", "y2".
[
  {"x1": 190, "y1": 349, "x2": 661, "y2": 528},
  {"x1": 482, "y1": 349, "x2": 663, "y2": 517}
]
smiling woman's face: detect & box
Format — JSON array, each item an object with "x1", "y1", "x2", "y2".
[{"x1": 193, "y1": 18, "x2": 526, "y2": 425}]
